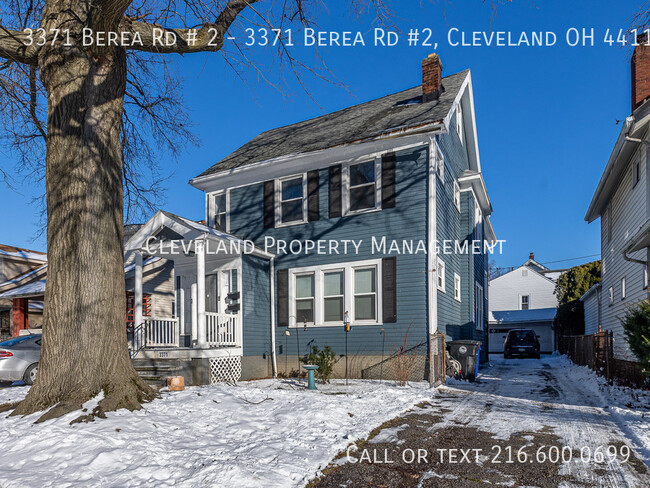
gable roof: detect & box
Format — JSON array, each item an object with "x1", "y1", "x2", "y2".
[
  {"x1": 488, "y1": 307, "x2": 557, "y2": 324},
  {"x1": 193, "y1": 70, "x2": 469, "y2": 179},
  {"x1": 0, "y1": 244, "x2": 47, "y2": 262}
]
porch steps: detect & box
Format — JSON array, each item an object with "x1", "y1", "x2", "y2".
[{"x1": 132, "y1": 359, "x2": 188, "y2": 388}]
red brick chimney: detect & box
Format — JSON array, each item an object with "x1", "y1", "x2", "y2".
[
  {"x1": 632, "y1": 34, "x2": 650, "y2": 111},
  {"x1": 529, "y1": 252, "x2": 535, "y2": 261},
  {"x1": 422, "y1": 54, "x2": 443, "y2": 102}
]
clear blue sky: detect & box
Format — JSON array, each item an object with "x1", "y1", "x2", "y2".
[{"x1": 0, "y1": 0, "x2": 642, "y2": 270}]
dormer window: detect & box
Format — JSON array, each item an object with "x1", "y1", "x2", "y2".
[
  {"x1": 456, "y1": 102, "x2": 464, "y2": 145},
  {"x1": 278, "y1": 175, "x2": 307, "y2": 225}
]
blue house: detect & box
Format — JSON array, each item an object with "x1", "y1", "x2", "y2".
[{"x1": 124, "y1": 54, "x2": 497, "y2": 385}]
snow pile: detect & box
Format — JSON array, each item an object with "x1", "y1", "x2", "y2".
[{"x1": 0, "y1": 379, "x2": 435, "y2": 487}]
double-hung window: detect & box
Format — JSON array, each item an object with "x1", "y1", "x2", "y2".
[
  {"x1": 354, "y1": 267, "x2": 377, "y2": 321},
  {"x1": 437, "y1": 257, "x2": 446, "y2": 292},
  {"x1": 348, "y1": 160, "x2": 378, "y2": 213},
  {"x1": 295, "y1": 273, "x2": 315, "y2": 324},
  {"x1": 521, "y1": 295, "x2": 529, "y2": 310},
  {"x1": 454, "y1": 273, "x2": 461, "y2": 301},
  {"x1": 323, "y1": 270, "x2": 344, "y2": 322},
  {"x1": 209, "y1": 191, "x2": 228, "y2": 231},
  {"x1": 279, "y1": 175, "x2": 306, "y2": 225}
]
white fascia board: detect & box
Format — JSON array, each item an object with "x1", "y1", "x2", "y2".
[
  {"x1": 189, "y1": 129, "x2": 444, "y2": 193},
  {"x1": 458, "y1": 173, "x2": 493, "y2": 216}
]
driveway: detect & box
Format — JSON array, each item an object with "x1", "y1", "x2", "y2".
[{"x1": 310, "y1": 355, "x2": 650, "y2": 487}]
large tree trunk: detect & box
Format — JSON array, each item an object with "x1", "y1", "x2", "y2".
[{"x1": 12, "y1": 8, "x2": 155, "y2": 421}]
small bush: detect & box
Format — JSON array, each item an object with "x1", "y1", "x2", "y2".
[
  {"x1": 300, "y1": 345, "x2": 337, "y2": 384},
  {"x1": 621, "y1": 301, "x2": 650, "y2": 376}
]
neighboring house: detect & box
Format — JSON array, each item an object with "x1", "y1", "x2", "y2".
[
  {"x1": 123, "y1": 54, "x2": 497, "y2": 385},
  {"x1": 584, "y1": 39, "x2": 650, "y2": 361},
  {"x1": 581, "y1": 282, "x2": 602, "y2": 336},
  {"x1": 0, "y1": 244, "x2": 47, "y2": 338},
  {"x1": 488, "y1": 253, "x2": 561, "y2": 354}
]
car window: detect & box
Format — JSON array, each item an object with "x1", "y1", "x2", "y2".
[
  {"x1": 0, "y1": 335, "x2": 42, "y2": 347},
  {"x1": 508, "y1": 330, "x2": 535, "y2": 341}
]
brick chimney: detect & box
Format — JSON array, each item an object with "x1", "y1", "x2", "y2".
[
  {"x1": 422, "y1": 54, "x2": 443, "y2": 102},
  {"x1": 529, "y1": 252, "x2": 535, "y2": 261},
  {"x1": 632, "y1": 34, "x2": 650, "y2": 111}
]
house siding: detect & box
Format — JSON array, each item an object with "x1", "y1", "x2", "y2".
[
  {"x1": 230, "y1": 145, "x2": 429, "y2": 360},
  {"x1": 125, "y1": 259, "x2": 175, "y2": 318},
  {"x1": 489, "y1": 267, "x2": 558, "y2": 311},
  {"x1": 600, "y1": 142, "x2": 648, "y2": 360},
  {"x1": 582, "y1": 287, "x2": 601, "y2": 336}
]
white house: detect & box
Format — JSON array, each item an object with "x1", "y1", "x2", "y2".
[
  {"x1": 584, "y1": 38, "x2": 650, "y2": 361},
  {"x1": 488, "y1": 253, "x2": 560, "y2": 354}
]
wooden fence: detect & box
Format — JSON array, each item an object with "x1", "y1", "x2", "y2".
[{"x1": 558, "y1": 331, "x2": 648, "y2": 389}]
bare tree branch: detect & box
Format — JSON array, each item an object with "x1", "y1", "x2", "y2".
[{"x1": 0, "y1": 27, "x2": 39, "y2": 65}]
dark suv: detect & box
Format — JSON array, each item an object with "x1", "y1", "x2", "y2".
[{"x1": 504, "y1": 329, "x2": 540, "y2": 359}]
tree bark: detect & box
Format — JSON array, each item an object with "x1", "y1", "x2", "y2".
[{"x1": 11, "y1": 7, "x2": 155, "y2": 421}]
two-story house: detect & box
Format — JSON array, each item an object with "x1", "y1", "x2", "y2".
[
  {"x1": 123, "y1": 54, "x2": 496, "y2": 385},
  {"x1": 488, "y1": 253, "x2": 562, "y2": 354},
  {"x1": 584, "y1": 38, "x2": 650, "y2": 361}
]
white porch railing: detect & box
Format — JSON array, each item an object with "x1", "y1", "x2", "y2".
[
  {"x1": 144, "y1": 317, "x2": 180, "y2": 347},
  {"x1": 206, "y1": 312, "x2": 239, "y2": 347}
]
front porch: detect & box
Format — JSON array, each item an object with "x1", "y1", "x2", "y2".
[{"x1": 124, "y1": 211, "x2": 274, "y2": 382}]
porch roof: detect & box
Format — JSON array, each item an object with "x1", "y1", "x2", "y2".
[{"x1": 124, "y1": 210, "x2": 274, "y2": 259}]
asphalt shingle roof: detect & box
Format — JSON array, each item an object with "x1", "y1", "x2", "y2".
[{"x1": 195, "y1": 70, "x2": 469, "y2": 179}]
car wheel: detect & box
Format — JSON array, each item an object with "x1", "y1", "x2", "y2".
[
  {"x1": 23, "y1": 363, "x2": 38, "y2": 386},
  {"x1": 503, "y1": 353, "x2": 509, "y2": 359}
]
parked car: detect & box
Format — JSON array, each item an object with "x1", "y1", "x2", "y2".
[
  {"x1": 503, "y1": 329, "x2": 540, "y2": 359},
  {"x1": 0, "y1": 334, "x2": 41, "y2": 385}
]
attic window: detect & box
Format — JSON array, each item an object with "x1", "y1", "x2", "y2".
[{"x1": 456, "y1": 102, "x2": 464, "y2": 145}]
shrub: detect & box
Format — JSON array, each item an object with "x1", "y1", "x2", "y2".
[
  {"x1": 300, "y1": 345, "x2": 337, "y2": 384},
  {"x1": 621, "y1": 300, "x2": 650, "y2": 376}
]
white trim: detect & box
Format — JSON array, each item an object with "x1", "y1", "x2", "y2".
[
  {"x1": 475, "y1": 282, "x2": 484, "y2": 331},
  {"x1": 621, "y1": 276, "x2": 627, "y2": 300},
  {"x1": 456, "y1": 102, "x2": 464, "y2": 145},
  {"x1": 342, "y1": 157, "x2": 382, "y2": 216},
  {"x1": 276, "y1": 173, "x2": 308, "y2": 227},
  {"x1": 427, "y1": 138, "x2": 438, "y2": 334},
  {"x1": 454, "y1": 273, "x2": 461, "y2": 302},
  {"x1": 436, "y1": 256, "x2": 446, "y2": 293},
  {"x1": 433, "y1": 141, "x2": 445, "y2": 183},
  {"x1": 269, "y1": 257, "x2": 277, "y2": 377},
  {"x1": 286, "y1": 259, "x2": 383, "y2": 327},
  {"x1": 453, "y1": 180, "x2": 461, "y2": 212},
  {"x1": 190, "y1": 133, "x2": 442, "y2": 193}
]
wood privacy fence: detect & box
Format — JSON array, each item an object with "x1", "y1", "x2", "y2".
[{"x1": 558, "y1": 331, "x2": 648, "y2": 389}]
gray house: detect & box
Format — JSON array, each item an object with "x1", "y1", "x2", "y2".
[
  {"x1": 125, "y1": 54, "x2": 497, "y2": 384},
  {"x1": 584, "y1": 39, "x2": 650, "y2": 360}
]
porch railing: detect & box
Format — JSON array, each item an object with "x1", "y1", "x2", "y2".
[
  {"x1": 206, "y1": 312, "x2": 239, "y2": 347},
  {"x1": 144, "y1": 317, "x2": 180, "y2": 347}
]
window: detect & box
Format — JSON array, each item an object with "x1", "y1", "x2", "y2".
[
  {"x1": 437, "y1": 257, "x2": 446, "y2": 292},
  {"x1": 435, "y1": 144, "x2": 444, "y2": 182},
  {"x1": 634, "y1": 160, "x2": 641, "y2": 187},
  {"x1": 125, "y1": 292, "x2": 151, "y2": 324},
  {"x1": 456, "y1": 103, "x2": 464, "y2": 144},
  {"x1": 454, "y1": 273, "x2": 461, "y2": 301},
  {"x1": 621, "y1": 277, "x2": 627, "y2": 300},
  {"x1": 323, "y1": 270, "x2": 344, "y2": 322},
  {"x1": 348, "y1": 160, "x2": 377, "y2": 212},
  {"x1": 609, "y1": 286, "x2": 614, "y2": 305},
  {"x1": 211, "y1": 192, "x2": 228, "y2": 231},
  {"x1": 453, "y1": 181, "x2": 461, "y2": 212},
  {"x1": 645, "y1": 267, "x2": 648, "y2": 289},
  {"x1": 279, "y1": 175, "x2": 306, "y2": 225},
  {"x1": 288, "y1": 260, "x2": 382, "y2": 327},
  {"x1": 521, "y1": 295, "x2": 530, "y2": 310},
  {"x1": 295, "y1": 273, "x2": 315, "y2": 324},
  {"x1": 475, "y1": 283, "x2": 484, "y2": 330}
]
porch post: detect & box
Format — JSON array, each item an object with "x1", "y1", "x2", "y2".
[
  {"x1": 191, "y1": 283, "x2": 198, "y2": 345},
  {"x1": 196, "y1": 238, "x2": 207, "y2": 348},
  {"x1": 135, "y1": 251, "x2": 144, "y2": 348}
]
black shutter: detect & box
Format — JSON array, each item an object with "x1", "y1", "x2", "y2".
[
  {"x1": 264, "y1": 180, "x2": 275, "y2": 228},
  {"x1": 382, "y1": 257, "x2": 397, "y2": 323},
  {"x1": 382, "y1": 152, "x2": 396, "y2": 209},
  {"x1": 329, "y1": 164, "x2": 342, "y2": 218},
  {"x1": 307, "y1": 170, "x2": 320, "y2": 222},
  {"x1": 277, "y1": 269, "x2": 289, "y2": 327}
]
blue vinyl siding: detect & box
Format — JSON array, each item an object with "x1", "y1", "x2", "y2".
[
  {"x1": 232, "y1": 146, "x2": 429, "y2": 357},
  {"x1": 241, "y1": 255, "x2": 272, "y2": 357}
]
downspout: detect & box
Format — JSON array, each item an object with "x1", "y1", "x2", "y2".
[
  {"x1": 270, "y1": 256, "x2": 277, "y2": 377},
  {"x1": 427, "y1": 137, "x2": 439, "y2": 386}
]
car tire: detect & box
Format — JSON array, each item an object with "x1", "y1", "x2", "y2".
[
  {"x1": 503, "y1": 353, "x2": 510, "y2": 359},
  {"x1": 23, "y1": 363, "x2": 38, "y2": 386}
]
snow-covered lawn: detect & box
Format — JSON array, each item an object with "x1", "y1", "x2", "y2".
[{"x1": 0, "y1": 379, "x2": 436, "y2": 487}]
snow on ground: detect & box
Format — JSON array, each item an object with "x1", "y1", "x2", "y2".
[{"x1": 0, "y1": 379, "x2": 435, "y2": 488}]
